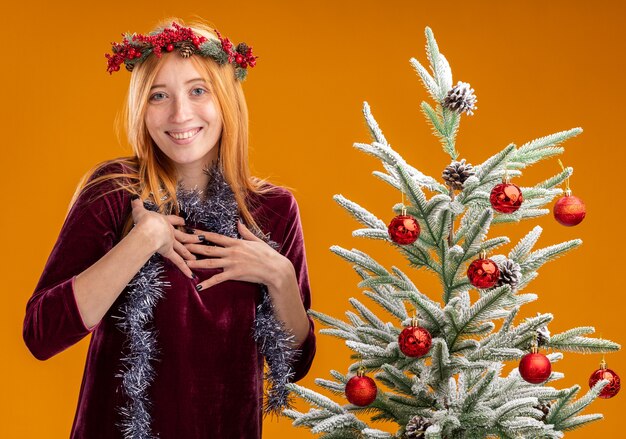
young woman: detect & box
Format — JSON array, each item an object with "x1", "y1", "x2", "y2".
[{"x1": 23, "y1": 19, "x2": 315, "y2": 438}]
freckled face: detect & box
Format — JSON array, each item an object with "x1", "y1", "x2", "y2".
[{"x1": 145, "y1": 54, "x2": 223, "y2": 170}]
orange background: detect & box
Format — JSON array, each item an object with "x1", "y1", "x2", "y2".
[{"x1": 2, "y1": 0, "x2": 624, "y2": 437}]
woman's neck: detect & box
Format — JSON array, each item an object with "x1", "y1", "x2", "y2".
[{"x1": 175, "y1": 160, "x2": 216, "y2": 192}]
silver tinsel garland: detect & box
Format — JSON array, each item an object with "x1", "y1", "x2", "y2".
[
  {"x1": 114, "y1": 256, "x2": 168, "y2": 439},
  {"x1": 113, "y1": 165, "x2": 298, "y2": 438}
]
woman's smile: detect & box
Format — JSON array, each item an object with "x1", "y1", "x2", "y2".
[{"x1": 166, "y1": 127, "x2": 203, "y2": 143}]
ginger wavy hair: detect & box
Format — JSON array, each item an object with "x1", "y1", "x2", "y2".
[{"x1": 70, "y1": 18, "x2": 271, "y2": 237}]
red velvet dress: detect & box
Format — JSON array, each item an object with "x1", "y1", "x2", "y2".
[{"x1": 23, "y1": 164, "x2": 316, "y2": 438}]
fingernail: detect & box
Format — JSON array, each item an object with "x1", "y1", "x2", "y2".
[
  {"x1": 185, "y1": 227, "x2": 195, "y2": 234},
  {"x1": 191, "y1": 273, "x2": 198, "y2": 280},
  {"x1": 198, "y1": 235, "x2": 206, "y2": 243},
  {"x1": 195, "y1": 284, "x2": 203, "y2": 291}
]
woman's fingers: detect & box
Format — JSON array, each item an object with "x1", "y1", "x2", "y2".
[
  {"x1": 237, "y1": 220, "x2": 263, "y2": 241},
  {"x1": 131, "y1": 198, "x2": 145, "y2": 222},
  {"x1": 173, "y1": 228, "x2": 206, "y2": 244},
  {"x1": 162, "y1": 249, "x2": 195, "y2": 279},
  {"x1": 131, "y1": 198, "x2": 144, "y2": 207},
  {"x1": 165, "y1": 214, "x2": 185, "y2": 227},
  {"x1": 182, "y1": 230, "x2": 238, "y2": 247},
  {"x1": 184, "y1": 243, "x2": 229, "y2": 258},
  {"x1": 173, "y1": 240, "x2": 196, "y2": 261},
  {"x1": 185, "y1": 255, "x2": 230, "y2": 270},
  {"x1": 195, "y1": 272, "x2": 230, "y2": 291}
]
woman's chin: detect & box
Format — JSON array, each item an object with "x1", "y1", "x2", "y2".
[{"x1": 167, "y1": 153, "x2": 218, "y2": 169}]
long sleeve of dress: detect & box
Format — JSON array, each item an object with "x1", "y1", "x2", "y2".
[
  {"x1": 271, "y1": 190, "x2": 316, "y2": 382},
  {"x1": 23, "y1": 166, "x2": 129, "y2": 361}
]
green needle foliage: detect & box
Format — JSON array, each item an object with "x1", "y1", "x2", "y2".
[{"x1": 285, "y1": 27, "x2": 620, "y2": 439}]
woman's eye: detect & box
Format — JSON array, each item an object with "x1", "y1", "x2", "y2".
[
  {"x1": 191, "y1": 88, "x2": 207, "y2": 96},
  {"x1": 149, "y1": 92, "x2": 166, "y2": 102}
]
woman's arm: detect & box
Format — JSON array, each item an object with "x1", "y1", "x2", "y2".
[
  {"x1": 262, "y1": 254, "x2": 311, "y2": 347},
  {"x1": 74, "y1": 199, "x2": 197, "y2": 329},
  {"x1": 24, "y1": 173, "x2": 194, "y2": 360}
]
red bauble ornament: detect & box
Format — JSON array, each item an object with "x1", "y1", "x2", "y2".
[
  {"x1": 553, "y1": 192, "x2": 586, "y2": 226},
  {"x1": 589, "y1": 361, "x2": 621, "y2": 399},
  {"x1": 519, "y1": 350, "x2": 552, "y2": 384},
  {"x1": 490, "y1": 182, "x2": 523, "y2": 213},
  {"x1": 398, "y1": 323, "x2": 432, "y2": 358},
  {"x1": 345, "y1": 372, "x2": 377, "y2": 406},
  {"x1": 467, "y1": 257, "x2": 500, "y2": 289},
  {"x1": 388, "y1": 215, "x2": 420, "y2": 245}
]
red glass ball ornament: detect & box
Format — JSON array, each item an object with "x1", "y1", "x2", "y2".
[
  {"x1": 388, "y1": 215, "x2": 420, "y2": 245},
  {"x1": 589, "y1": 364, "x2": 621, "y2": 399},
  {"x1": 519, "y1": 352, "x2": 552, "y2": 384},
  {"x1": 490, "y1": 183, "x2": 524, "y2": 213},
  {"x1": 398, "y1": 326, "x2": 432, "y2": 358},
  {"x1": 467, "y1": 258, "x2": 500, "y2": 289},
  {"x1": 345, "y1": 374, "x2": 377, "y2": 406},
  {"x1": 553, "y1": 194, "x2": 586, "y2": 226}
]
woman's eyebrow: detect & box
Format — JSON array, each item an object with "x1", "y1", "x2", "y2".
[{"x1": 150, "y1": 77, "x2": 206, "y2": 90}]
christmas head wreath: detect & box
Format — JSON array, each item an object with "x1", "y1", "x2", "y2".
[{"x1": 105, "y1": 22, "x2": 258, "y2": 81}]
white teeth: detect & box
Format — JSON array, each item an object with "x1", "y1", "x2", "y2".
[{"x1": 168, "y1": 128, "x2": 200, "y2": 140}]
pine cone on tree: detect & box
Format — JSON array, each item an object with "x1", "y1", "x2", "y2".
[
  {"x1": 537, "y1": 323, "x2": 551, "y2": 347},
  {"x1": 442, "y1": 159, "x2": 475, "y2": 190},
  {"x1": 179, "y1": 41, "x2": 196, "y2": 58},
  {"x1": 442, "y1": 81, "x2": 477, "y2": 115},
  {"x1": 404, "y1": 415, "x2": 431, "y2": 438},
  {"x1": 496, "y1": 258, "x2": 522, "y2": 290},
  {"x1": 535, "y1": 402, "x2": 552, "y2": 421}
]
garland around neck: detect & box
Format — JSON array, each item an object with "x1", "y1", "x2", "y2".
[{"x1": 113, "y1": 165, "x2": 298, "y2": 438}]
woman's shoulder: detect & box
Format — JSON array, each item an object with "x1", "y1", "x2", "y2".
[
  {"x1": 88, "y1": 157, "x2": 138, "y2": 181},
  {"x1": 74, "y1": 157, "x2": 137, "y2": 210},
  {"x1": 249, "y1": 182, "x2": 299, "y2": 219}
]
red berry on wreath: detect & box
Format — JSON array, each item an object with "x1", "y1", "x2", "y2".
[
  {"x1": 519, "y1": 346, "x2": 551, "y2": 384},
  {"x1": 398, "y1": 319, "x2": 432, "y2": 358},
  {"x1": 553, "y1": 191, "x2": 586, "y2": 226},
  {"x1": 490, "y1": 182, "x2": 523, "y2": 213},
  {"x1": 467, "y1": 255, "x2": 500, "y2": 289},
  {"x1": 166, "y1": 44, "x2": 174, "y2": 52},
  {"x1": 589, "y1": 360, "x2": 620, "y2": 399},
  {"x1": 388, "y1": 214, "x2": 420, "y2": 245},
  {"x1": 345, "y1": 370, "x2": 377, "y2": 406}
]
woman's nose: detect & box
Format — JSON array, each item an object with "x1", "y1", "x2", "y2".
[{"x1": 170, "y1": 96, "x2": 192, "y2": 123}]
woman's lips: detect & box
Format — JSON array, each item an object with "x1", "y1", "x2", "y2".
[{"x1": 166, "y1": 127, "x2": 202, "y2": 144}]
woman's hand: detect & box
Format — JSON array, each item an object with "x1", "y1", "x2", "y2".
[
  {"x1": 183, "y1": 220, "x2": 311, "y2": 346},
  {"x1": 183, "y1": 221, "x2": 291, "y2": 291},
  {"x1": 131, "y1": 198, "x2": 196, "y2": 278}
]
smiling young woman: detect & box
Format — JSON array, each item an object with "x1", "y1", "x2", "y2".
[
  {"x1": 22, "y1": 18, "x2": 315, "y2": 439},
  {"x1": 144, "y1": 56, "x2": 224, "y2": 189}
]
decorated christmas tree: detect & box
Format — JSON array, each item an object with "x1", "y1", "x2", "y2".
[{"x1": 285, "y1": 28, "x2": 621, "y2": 438}]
